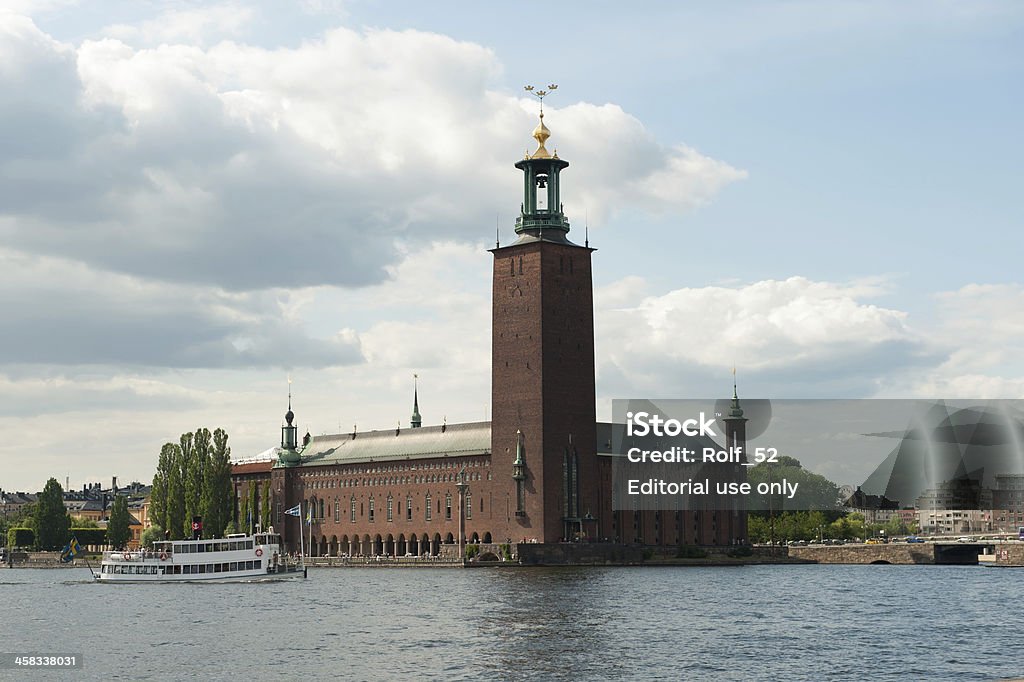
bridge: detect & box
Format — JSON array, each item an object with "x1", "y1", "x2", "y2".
[{"x1": 786, "y1": 541, "x2": 1023, "y2": 565}]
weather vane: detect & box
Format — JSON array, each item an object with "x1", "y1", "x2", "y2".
[{"x1": 524, "y1": 83, "x2": 558, "y2": 113}]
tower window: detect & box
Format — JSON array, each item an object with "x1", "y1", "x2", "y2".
[{"x1": 518, "y1": 256, "x2": 523, "y2": 275}]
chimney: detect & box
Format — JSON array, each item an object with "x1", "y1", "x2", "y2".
[{"x1": 112, "y1": 476, "x2": 118, "y2": 493}]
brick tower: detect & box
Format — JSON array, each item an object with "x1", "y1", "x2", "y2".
[{"x1": 490, "y1": 93, "x2": 598, "y2": 544}]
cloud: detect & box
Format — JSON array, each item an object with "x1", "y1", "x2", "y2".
[
  {"x1": 594, "y1": 276, "x2": 929, "y2": 399},
  {"x1": 881, "y1": 283, "x2": 1024, "y2": 398},
  {"x1": 0, "y1": 14, "x2": 746, "y2": 294},
  {"x1": 102, "y1": 3, "x2": 256, "y2": 46},
  {"x1": 0, "y1": 247, "x2": 362, "y2": 369}
]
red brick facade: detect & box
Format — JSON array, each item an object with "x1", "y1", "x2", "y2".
[{"x1": 490, "y1": 238, "x2": 598, "y2": 544}]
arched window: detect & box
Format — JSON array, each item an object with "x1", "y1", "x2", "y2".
[
  {"x1": 368, "y1": 498, "x2": 375, "y2": 523},
  {"x1": 465, "y1": 492, "x2": 473, "y2": 520},
  {"x1": 406, "y1": 496, "x2": 413, "y2": 521},
  {"x1": 386, "y1": 494, "x2": 394, "y2": 522},
  {"x1": 425, "y1": 494, "x2": 432, "y2": 521},
  {"x1": 445, "y1": 493, "x2": 452, "y2": 520},
  {"x1": 350, "y1": 497, "x2": 356, "y2": 523}
]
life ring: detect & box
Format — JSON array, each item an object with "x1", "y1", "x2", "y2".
[
  {"x1": 255, "y1": 548, "x2": 263, "y2": 557},
  {"x1": 159, "y1": 552, "x2": 168, "y2": 561},
  {"x1": 123, "y1": 553, "x2": 131, "y2": 561}
]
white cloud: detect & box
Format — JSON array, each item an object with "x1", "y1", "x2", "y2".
[
  {"x1": 591, "y1": 275, "x2": 936, "y2": 406},
  {"x1": 881, "y1": 283, "x2": 1024, "y2": 398},
  {"x1": 102, "y1": 3, "x2": 256, "y2": 46},
  {"x1": 0, "y1": 14, "x2": 746, "y2": 294},
  {"x1": 598, "y1": 275, "x2": 913, "y2": 371}
]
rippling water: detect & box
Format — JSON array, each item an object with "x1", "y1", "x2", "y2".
[{"x1": 1, "y1": 564, "x2": 1022, "y2": 681}]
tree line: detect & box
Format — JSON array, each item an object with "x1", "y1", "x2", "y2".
[
  {"x1": 148, "y1": 428, "x2": 234, "y2": 540},
  {"x1": 3, "y1": 478, "x2": 134, "y2": 551}
]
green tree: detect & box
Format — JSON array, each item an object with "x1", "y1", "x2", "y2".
[
  {"x1": 33, "y1": 478, "x2": 70, "y2": 550},
  {"x1": 261, "y1": 479, "x2": 271, "y2": 531},
  {"x1": 181, "y1": 431, "x2": 201, "y2": 535},
  {"x1": 107, "y1": 495, "x2": 131, "y2": 550},
  {"x1": 193, "y1": 428, "x2": 212, "y2": 526},
  {"x1": 247, "y1": 482, "x2": 258, "y2": 534},
  {"x1": 166, "y1": 443, "x2": 186, "y2": 540},
  {"x1": 140, "y1": 525, "x2": 163, "y2": 549},
  {"x1": 240, "y1": 490, "x2": 251, "y2": 535},
  {"x1": 747, "y1": 458, "x2": 841, "y2": 512},
  {"x1": 202, "y1": 428, "x2": 232, "y2": 538},
  {"x1": 150, "y1": 442, "x2": 175, "y2": 533}
]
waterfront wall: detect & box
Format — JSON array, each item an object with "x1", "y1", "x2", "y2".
[{"x1": 788, "y1": 544, "x2": 936, "y2": 565}]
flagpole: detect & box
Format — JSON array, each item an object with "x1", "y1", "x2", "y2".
[
  {"x1": 82, "y1": 554, "x2": 97, "y2": 580},
  {"x1": 298, "y1": 507, "x2": 306, "y2": 567}
]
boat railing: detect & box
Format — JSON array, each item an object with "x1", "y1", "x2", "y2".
[{"x1": 102, "y1": 550, "x2": 175, "y2": 562}]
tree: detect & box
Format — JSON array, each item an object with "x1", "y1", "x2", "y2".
[
  {"x1": 202, "y1": 428, "x2": 233, "y2": 538},
  {"x1": 107, "y1": 495, "x2": 131, "y2": 550},
  {"x1": 149, "y1": 427, "x2": 233, "y2": 540},
  {"x1": 140, "y1": 525, "x2": 163, "y2": 549},
  {"x1": 34, "y1": 478, "x2": 70, "y2": 551},
  {"x1": 747, "y1": 458, "x2": 842, "y2": 512},
  {"x1": 193, "y1": 428, "x2": 212, "y2": 525},
  {"x1": 247, "y1": 483, "x2": 258, "y2": 534},
  {"x1": 261, "y1": 479, "x2": 271, "y2": 531},
  {"x1": 150, "y1": 442, "x2": 175, "y2": 533},
  {"x1": 182, "y1": 431, "x2": 201, "y2": 535},
  {"x1": 166, "y1": 443, "x2": 186, "y2": 540},
  {"x1": 240, "y1": 490, "x2": 251, "y2": 535}
]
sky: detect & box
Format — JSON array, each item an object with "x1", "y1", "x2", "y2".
[{"x1": 1, "y1": 1, "x2": 1022, "y2": 493}]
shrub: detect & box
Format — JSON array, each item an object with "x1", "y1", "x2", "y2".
[
  {"x1": 71, "y1": 528, "x2": 107, "y2": 548},
  {"x1": 676, "y1": 544, "x2": 708, "y2": 559},
  {"x1": 727, "y1": 545, "x2": 753, "y2": 558},
  {"x1": 7, "y1": 528, "x2": 34, "y2": 549},
  {"x1": 465, "y1": 544, "x2": 480, "y2": 560}
]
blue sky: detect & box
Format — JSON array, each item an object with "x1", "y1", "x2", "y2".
[{"x1": 1, "y1": 1, "x2": 1022, "y2": 492}]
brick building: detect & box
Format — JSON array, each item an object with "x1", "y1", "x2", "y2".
[{"x1": 232, "y1": 106, "x2": 747, "y2": 557}]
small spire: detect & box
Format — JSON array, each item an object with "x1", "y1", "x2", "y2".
[
  {"x1": 411, "y1": 373, "x2": 422, "y2": 428},
  {"x1": 285, "y1": 375, "x2": 294, "y2": 426},
  {"x1": 729, "y1": 366, "x2": 744, "y2": 419}
]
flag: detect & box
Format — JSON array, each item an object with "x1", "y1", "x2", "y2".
[
  {"x1": 285, "y1": 504, "x2": 301, "y2": 517},
  {"x1": 59, "y1": 537, "x2": 83, "y2": 564},
  {"x1": 306, "y1": 504, "x2": 312, "y2": 526}
]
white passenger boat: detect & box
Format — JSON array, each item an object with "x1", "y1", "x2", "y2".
[{"x1": 97, "y1": 531, "x2": 305, "y2": 582}]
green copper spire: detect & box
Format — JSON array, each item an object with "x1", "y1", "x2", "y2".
[
  {"x1": 728, "y1": 367, "x2": 744, "y2": 419},
  {"x1": 411, "y1": 373, "x2": 422, "y2": 428}
]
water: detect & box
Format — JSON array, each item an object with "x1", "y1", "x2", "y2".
[{"x1": 1, "y1": 564, "x2": 1022, "y2": 681}]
